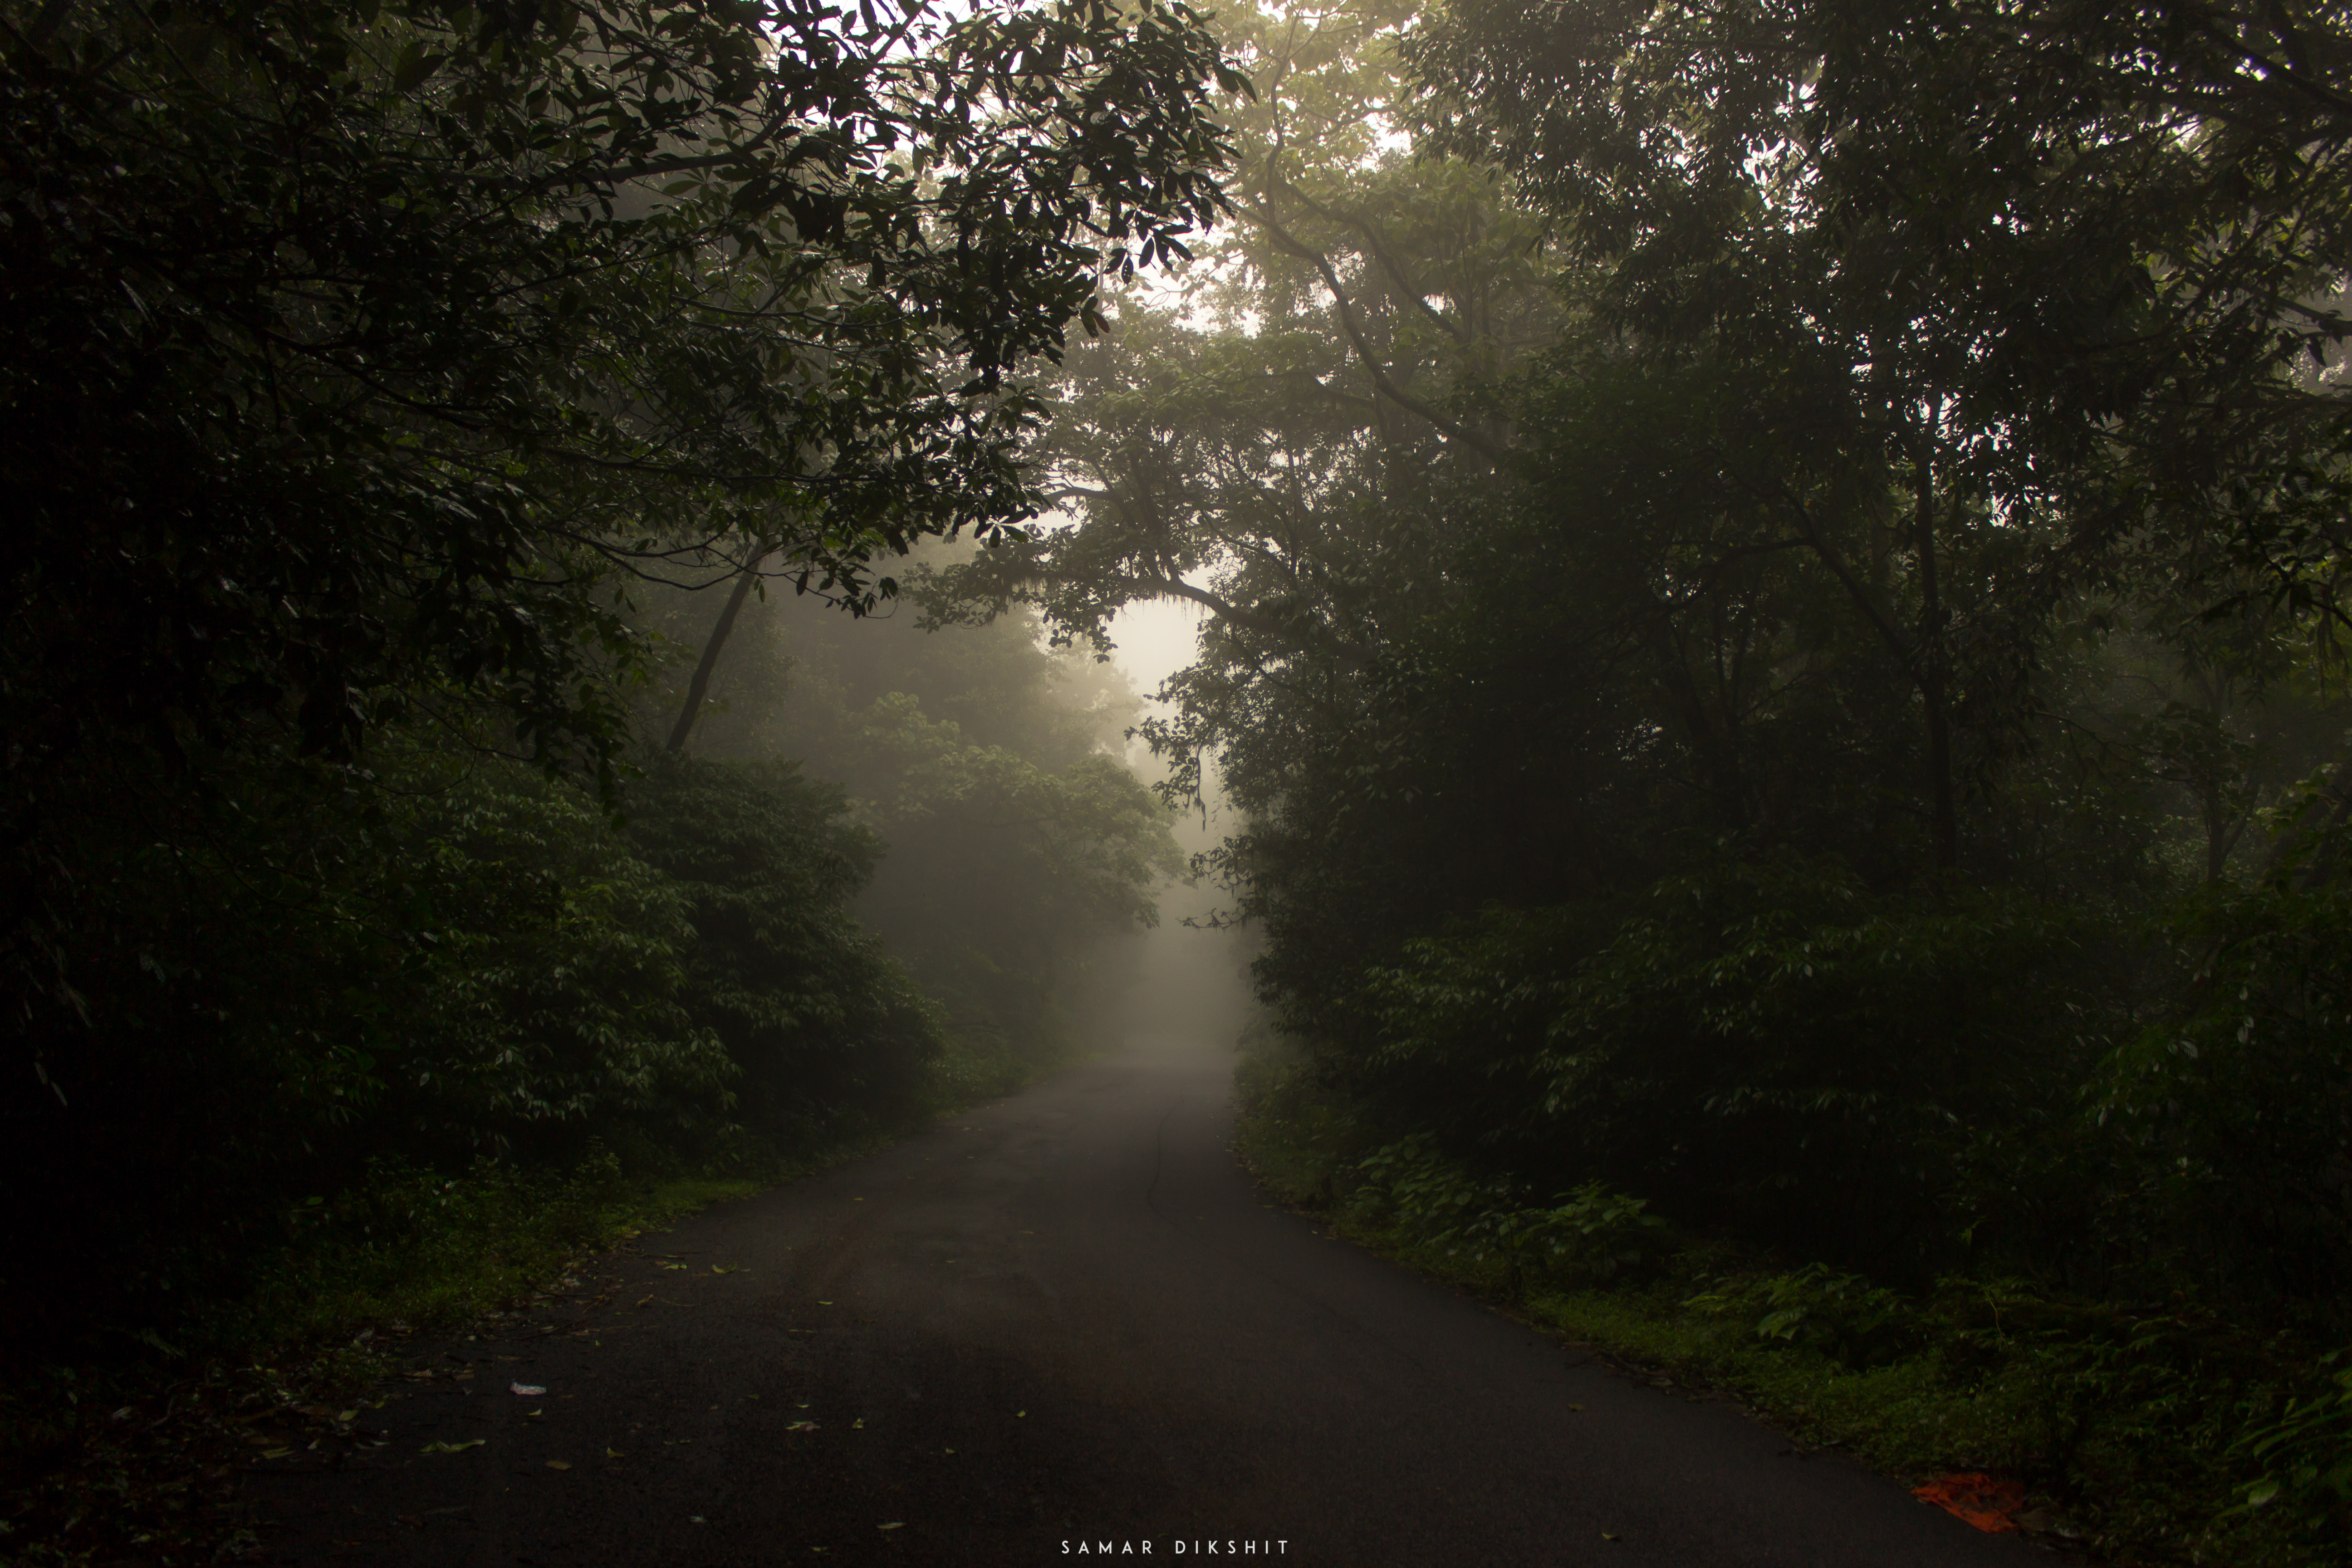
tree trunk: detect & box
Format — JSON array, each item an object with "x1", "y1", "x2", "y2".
[
  {"x1": 1911, "y1": 425, "x2": 1959, "y2": 871},
  {"x1": 666, "y1": 547, "x2": 770, "y2": 755}
]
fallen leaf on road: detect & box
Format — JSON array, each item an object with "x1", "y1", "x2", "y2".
[
  {"x1": 1567, "y1": 1404, "x2": 1584, "y2": 1412},
  {"x1": 1913, "y1": 1474, "x2": 2027, "y2": 1533},
  {"x1": 510, "y1": 1383, "x2": 546, "y2": 1396},
  {"x1": 659, "y1": 1263, "x2": 688, "y2": 1271},
  {"x1": 713, "y1": 1264, "x2": 742, "y2": 1274},
  {"x1": 336, "y1": 1409, "x2": 358, "y2": 1422},
  {"x1": 420, "y1": 1439, "x2": 486, "y2": 1455},
  {"x1": 879, "y1": 1522, "x2": 904, "y2": 1531},
  {"x1": 817, "y1": 1299, "x2": 833, "y2": 1305},
  {"x1": 1015, "y1": 1411, "x2": 1025, "y2": 1418},
  {"x1": 260, "y1": 1447, "x2": 293, "y2": 1460},
  {"x1": 1601, "y1": 1532, "x2": 1621, "y2": 1542},
  {"x1": 786, "y1": 1421, "x2": 819, "y2": 1432},
  {"x1": 545, "y1": 1459, "x2": 571, "y2": 1470},
  {"x1": 852, "y1": 1418, "x2": 864, "y2": 1429},
  {"x1": 607, "y1": 1448, "x2": 626, "y2": 1459},
  {"x1": 636, "y1": 1295, "x2": 655, "y2": 1307}
]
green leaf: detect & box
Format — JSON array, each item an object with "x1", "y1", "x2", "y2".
[{"x1": 391, "y1": 40, "x2": 445, "y2": 95}]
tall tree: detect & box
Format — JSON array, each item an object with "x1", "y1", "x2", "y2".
[
  {"x1": 2, "y1": 0, "x2": 1242, "y2": 1050},
  {"x1": 1406, "y1": 0, "x2": 2352, "y2": 866},
  {"x1": 921, "y1": 0, "x2": 1556, "y2": 789},
  {"x1": 3, "y1": 0, "x2": 1240, "y2": 771}
]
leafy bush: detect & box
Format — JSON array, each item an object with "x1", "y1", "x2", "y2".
[
  {"x1": 1684, "y1": 1264, "x2": 1920, "y2": 1368},
  {"x1": 622, "y1": 752, "x2": 946, "y2": 1138},
  {"x1": 383, "y1": 759, "x2": 737, "y2": 1155},
  {"x1": 784, "y1": 683, "x2": 1184, "y2": 1072},
  {"x1": 2097, "y1": 778, "x2": 2352, "y2": 1303},
  {"x1": 2232, "y1": 1354, "x2": 2352, "y2": 1542},
  {"x1": 227, "y1": 1150, "x2": 637, "y2": 1343},
  {"x1": 1349, "y1": 1134, "x2": 1667, "y2": 1289},
  {"x1": 1361, "y1": 853, "x2": 2125, "y2": 1279},
  {"x1": 0, "y1": 741, "x2": 955, "y2": 1361}
]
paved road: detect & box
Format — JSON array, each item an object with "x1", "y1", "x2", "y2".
[{"x1": 254, "y1": 1035, "x2": 2045, "y2": 1567}]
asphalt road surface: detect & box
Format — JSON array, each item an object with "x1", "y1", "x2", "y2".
[{"x1": 253, "y1": 1034, "x2": 2048, "y2": 1567}]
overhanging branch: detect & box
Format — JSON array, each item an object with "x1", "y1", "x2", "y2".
[{"x1": 1241, "y1": 203, "x2": 1508, "y2": 465}]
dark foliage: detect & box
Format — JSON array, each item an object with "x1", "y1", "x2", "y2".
[{"x1": 0, "y1": 0, "x2": 1235, "y2": 1365}]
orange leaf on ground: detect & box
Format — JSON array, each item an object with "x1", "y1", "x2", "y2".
[{"x1": 1912, "y1": 1473, "x2": 2027, "y2": 1533}]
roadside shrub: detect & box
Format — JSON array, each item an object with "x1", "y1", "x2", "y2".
[
  {"x1": 0, "y1": 741, "x2": 951, "y2": 1362},
  {"x1": 1362, "y1": 853, "x2": 2124, "y2": 1280},
  {"x1": 2096, "y1": 781, "x2": 2352, "y2": 1308},
  {"x1": 1350, "y1": 1134, "x2": 1668, "y2": 1290},
  {"x1": 383, "y1": 758, "x2": 738, "y2": 1157},
  {"x1": 2230, "y1": 1353, "x2": 2352, "y2": 1544},
  {"x1": 622, "y1": 752, "x2": 946, "y2": 1137},
  {"x1": 1684, "y1": 1263, "x2": 1920, "y2": 1368}
]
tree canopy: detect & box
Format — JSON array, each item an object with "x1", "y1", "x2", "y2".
[
  {"x1": 14, "y1": 2, "x2": 2352, "y2": 1556},
  {"x1": 911, "y1": 0, "x2": 2352, "y2": 1336},
  {"x1": 0, "y1": 0, "x2": 1231, "y2": 1361},
  {"x1": 3, "y1": 0, "x2": 1240, "y2": 779}
]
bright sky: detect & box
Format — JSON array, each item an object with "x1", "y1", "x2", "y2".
[
  {"x1": 1106, "y1": 595, "x2": 1210, "y2": 702},
  {"x1": 1098, "y1": 593, "x2": 1235, "y2": 839}
]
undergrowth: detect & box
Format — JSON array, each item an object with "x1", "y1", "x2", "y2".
[{"x1": 1234, "y1": 1043, "x2": 2349, "y2": 1568}]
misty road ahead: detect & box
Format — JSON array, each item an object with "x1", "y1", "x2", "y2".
[{"x1": 254, "y1": 1035, "x2": 2042, "y2": 1568}]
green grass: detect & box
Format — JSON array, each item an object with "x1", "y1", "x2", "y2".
[
  {"x1": 219, "y1": 1162, "x2": 754, "y2": 1347},
  {"x1": 1233, "y1": 1052, "x2": 2343, "y2": 1568}
]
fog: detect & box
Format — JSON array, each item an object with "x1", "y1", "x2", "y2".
[
  {"x1": 672, "y1": 559, "x2": 1259, "y2": 1075},
  {"x1": 1100, "y1": 597, "x2": 1260, "y2": 1056},
  {"x1": 1101, "y1": 764, "x2": 1259, "y2": 1059}
]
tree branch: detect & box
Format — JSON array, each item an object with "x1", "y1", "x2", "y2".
[
  {"x1": 667, "y1": 541, "x2": 774, "y2": 753},
  {"x1": 1240, "y1": 203, "x2": 1507, "y2": 464},
  {"x1": 1274, "y1": 179, "x2": 1471, "y2": 346},
  {"x1": 1744, "y1": 473, "x2": 1916, "y2": 665},
  {"x1": 1117, "y1": 574, "x2": 1370, "y2": 672}
]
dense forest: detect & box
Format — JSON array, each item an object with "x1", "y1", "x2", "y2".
[
  {"x1": 0, "y1": 0, "x2": 1224, "y2": 1362},
  {"x1": 921, "y1": 0, "x2": 2352, "y2": 1554},
  {"x1": 959, "y1": 0, "x2": 2352, "y2": 1302},
  {"x1": 7, "y1": 0, "x2": 2352, "y2": 1561}
]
